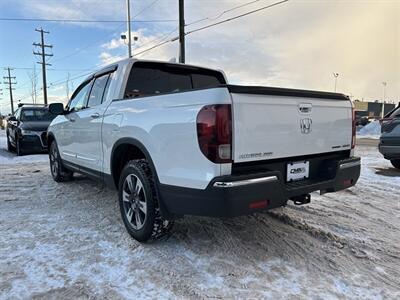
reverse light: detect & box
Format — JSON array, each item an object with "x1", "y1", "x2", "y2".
[{"x1": 197, "y1": 104, "x2": 232, "y2": 163}]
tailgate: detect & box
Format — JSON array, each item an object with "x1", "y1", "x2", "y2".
[{"x1": 228, "y1": 85, "x2": 352, "y2": 163}]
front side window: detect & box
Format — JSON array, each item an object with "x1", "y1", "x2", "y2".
[
  {"x1": 87, "y1": 74, "x2": 110, "y2": 108},
  {"x1": 124, "y1": 62, "x2": 226, "y2": 98},
  {"x1": 68, "y1": 81, "x2": 92, "y2": 112}
]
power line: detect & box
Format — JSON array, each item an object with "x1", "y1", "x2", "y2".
[
  {"x1": 0, "y1": 67, "x2": 92, "y2": 72},
  {"x1": 15, "y1": 71, "x2": 95, "y2": 102},
  {"x1": 185, "y1": 0, "x2": 267, "y2": 27},
  {"x1": 0, "y1": 17, "x2": 177, "y2": 23},
  {"x1": 52, "y1": 0, "x2": 164, "y2": 64},
  {"x1": 9, "y1": 0, "x2": 291, "y2": 103},
  {"x1": 186, "y1": 0, "x2": 290, "y2": 36},
  {"x1": 133, "y1": 0, "x2": 290, "y2": 58}
]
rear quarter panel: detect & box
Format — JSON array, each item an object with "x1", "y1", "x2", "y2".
[{"x1": 102, "y1": 87, "x2": 232, "y2": 189}]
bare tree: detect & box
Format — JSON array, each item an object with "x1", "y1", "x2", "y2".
[{"x1": 27, "y1": 65, "x2": 38, "y2": 104}]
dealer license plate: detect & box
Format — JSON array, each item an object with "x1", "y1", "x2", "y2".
[{"x1": 287, "y1": 161, "x2": 310, "y2": 182}]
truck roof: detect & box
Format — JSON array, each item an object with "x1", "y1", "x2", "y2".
[{"x1": 86, "y1": 58, "x2": 225, "y2": 83}]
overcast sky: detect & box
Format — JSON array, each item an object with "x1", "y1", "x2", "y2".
[{"x1": 0, "y1": 0, "x2": 399, "y2": 114}]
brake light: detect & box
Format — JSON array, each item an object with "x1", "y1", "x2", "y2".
[
  {"x1": 351, "y1": 107, "x2": 356, "y2": 149},
  {"x1": 197, "y1": 104, "x2": 232, "y2": 163}
]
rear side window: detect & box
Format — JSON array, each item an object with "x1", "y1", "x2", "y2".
[
  {"x1": 87, "y1": 74, "x2": 110, "y2": 108},
  {"x1": 124, "y1": 62, "x2": 225, "y2": 98}
]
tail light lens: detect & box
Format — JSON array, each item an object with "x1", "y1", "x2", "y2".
[
  {"x1": 197, "y1": 104, "x2": 232, "y2": 163},
  {"x1": 351, "y1": 107, "x2": 356, "y2": 149}
]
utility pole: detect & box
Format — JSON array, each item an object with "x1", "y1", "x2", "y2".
[
  {"x1": 333, "y1": 72, "x2": 339, "y2": 92},
  {"x1": 3, "y1": 67, "x2": 17, "y2": 115},
  {"x1": 33, "y1": 28, "x2": 53, "y2": 105},
  {"x1": 126, "y1": 0, "x2": 132, "y2": 58},
  {"x1": 179, "y1": 0, "x2": 185, "y2": 63}
]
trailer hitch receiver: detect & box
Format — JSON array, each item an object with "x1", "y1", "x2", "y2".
[{"x1": 290, "y1": 194, "x2": 311, "y2": 205}]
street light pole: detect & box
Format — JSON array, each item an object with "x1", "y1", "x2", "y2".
[
  {"x1": 333, "y1": 73, "x2": 339, "y2": 92},
  {"x1": 126, "y1": 0, "x2": 132, "y2": 58},
  {"x1": 382, "y1": 81, "x2": 387, "y2": 118}
]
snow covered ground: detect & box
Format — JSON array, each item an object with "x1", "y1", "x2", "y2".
[
  {"x1": 357, "y1": 120, "x2": 381, "y2": 140},
  {"x1": 0, "y1": 130, "x2": 48, "y2": 165},
  {"x1": 0, "y1": 129, "x2": 399, "y2": 299}
]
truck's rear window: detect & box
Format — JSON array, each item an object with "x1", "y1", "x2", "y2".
[{"x1": 124, "y1": 62, "x2": 226, "y2": 98}]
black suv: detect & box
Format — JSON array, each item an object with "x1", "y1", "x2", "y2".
[
  {"x1": 6, "y1": 104, "x2": 57, "y2": 155},
  {"x1": 379, "y1": 104, "x2": 400, "y2": 169}
]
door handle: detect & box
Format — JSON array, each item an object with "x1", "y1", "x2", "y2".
[
  {"x1": 69, "y1": 117, "x2": 76, "y2": 122},
  {"x1": 91, "y1": 113, "x2": 100, "y2": 119}
]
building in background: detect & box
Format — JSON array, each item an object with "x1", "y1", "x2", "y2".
[{"x1": 354, "y1": 100, "x2": 397, "y2": 118}]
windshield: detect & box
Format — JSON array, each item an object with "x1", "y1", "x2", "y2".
[{"x1": 20, "y1": 109, "x2": 56, "y2": 122}]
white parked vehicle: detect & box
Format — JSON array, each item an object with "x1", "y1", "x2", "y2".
[{"x1": 47, "y1": 59, "x2": 361, "y2": 242}]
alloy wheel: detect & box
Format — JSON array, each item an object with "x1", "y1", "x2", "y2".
[
  {"x1": 122, "y1": 174, "x2": 147, "y2": 230},
  {"x1": 50, "y1": 144, "x2": 59, "y2": 177}
]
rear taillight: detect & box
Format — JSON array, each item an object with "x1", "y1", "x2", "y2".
[
  {"x1": 197, "y1": 104, "x2": 232, "y2": 163},
  {"x1": 351, "y1": 107, "x2": 356, "y2": 149}
]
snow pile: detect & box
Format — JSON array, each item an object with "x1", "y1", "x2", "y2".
[{"x1": 357, "y1": 120, "x2": 381, "y2": 139}]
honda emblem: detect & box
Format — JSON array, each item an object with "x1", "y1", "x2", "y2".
[{"x1": 300, "y1": 118, "x2": 312, "y2": 134}]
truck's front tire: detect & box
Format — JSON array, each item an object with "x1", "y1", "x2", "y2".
[
  {"x1": 49, "y1": 141, "x2": 73, "y2": 182},
  {"x1": 391, "y1": 159, "x2": 400, "y2": 169},
  {"x1": 118, "y1": 159, "x2": 173, "y2": 242}
]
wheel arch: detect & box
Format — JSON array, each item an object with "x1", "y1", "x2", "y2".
[
  {"x1": 47, "y1": 131, "x2": 56, "y2": 147},
  {"x1": 110, "y1": 137, "x2": 173, "y2": 219}
]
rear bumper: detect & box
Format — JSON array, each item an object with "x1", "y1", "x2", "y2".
[{"x1": 160, "y1": 157, "x2": 361, "y2": 218}]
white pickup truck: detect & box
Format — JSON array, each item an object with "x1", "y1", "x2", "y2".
[{"x1": 47, "y1": 59, "x2": 361, "y2": 242}]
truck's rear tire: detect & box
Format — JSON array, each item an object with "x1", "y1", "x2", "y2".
[
  {"x1": 118, "y1": 159, "x2": 173, "y2": 242},
  {"x1": 49, "y1": 141, "x2": 73, "y2": 182},
  {"x1": 391, "y1": 159, "x2": 400, "y2": 169}
]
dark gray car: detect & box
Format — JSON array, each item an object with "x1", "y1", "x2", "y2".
[
  {"x1": 379, "y1": 104, "x2": 400, "y2": 169},
  {"x1": 6, "y1": 104, "x2": 56, "y2": 155}
]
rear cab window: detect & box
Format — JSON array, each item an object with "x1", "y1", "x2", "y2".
[{"x1": 124, "y1": 62, "x2": 226, "y2": 98}]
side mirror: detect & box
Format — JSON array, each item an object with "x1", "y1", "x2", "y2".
[
  {"x1": 8, "y1": 116, "x2": 17, "y2": 122},
  {"x1": 48, "y1": 103, "x2": 64, "y2": 115}
]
